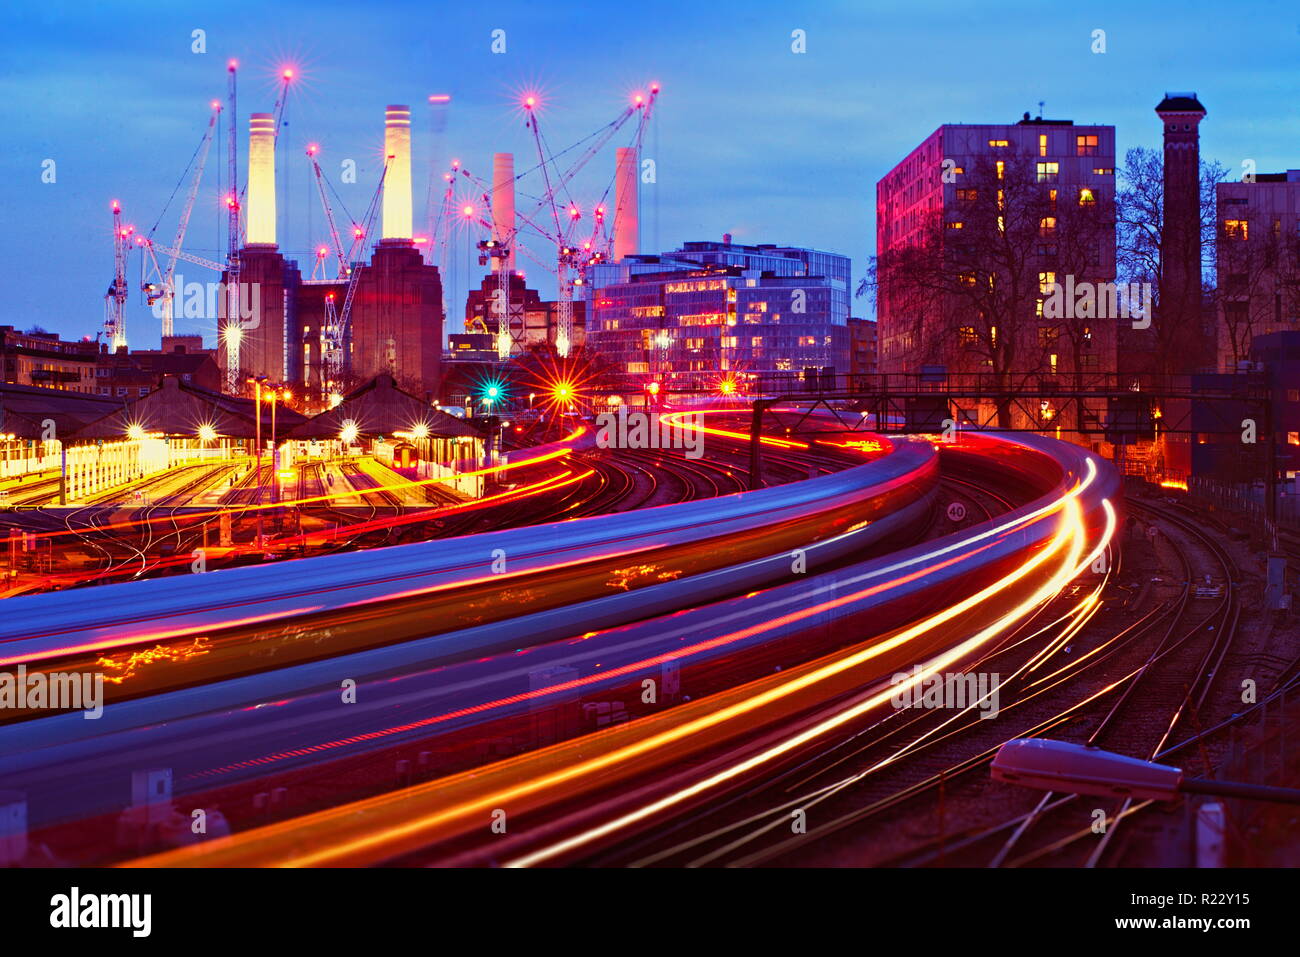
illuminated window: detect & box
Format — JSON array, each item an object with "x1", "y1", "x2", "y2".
[
  {"x1": 1036, "y1": 161, "x2": 1059, "y2": 183},
  {"x1": 988, "y1": 139, "x2": 1010, "y2": 148},
  {"x1": 1224, "y1": 219, "x2": 1248, "y2": 240},
  {"x1": 956, "y1": 188, "x2": 978, "y2": 201},
  {"x1": 1093, "y1": 167, "x2": 1114, "y2": 175},
  {"x1": 1076, "y1": 134, "x2": 1099, "y2": 156},
  {"x1": 958, "y1": 271, "x2": 977, "y2": 287},
  {"x1": 1078, "y1": 187, "x2": 1096, "y2": 206},
  {"x1": 1038, "y1": 326, "x2": 1059, "y2": 347},
  {"x1": 1040, "y1": 216, "x2": 1058, "y2": 232},
  {"x1": 1039, "y1": 271, "x2": 1057, "y2": 295},
  {"x1": 947, "y1": 220, "x2": 964, "y2": 229},
  {"x1": 1039, "y1": 133, "x2": 1048, "y2": 157},
  {"x1": 996, "y1": 160, "x2": 1005, "y2": 180},
  {"x1": 958, "y1": 325, "x2": 978, "y2": 345},
  {"x1": 1047, "y1": 188, "x2": 1057, "y2": 206}
]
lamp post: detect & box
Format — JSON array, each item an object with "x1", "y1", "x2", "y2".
[
  {"x1": 270, "y1": 389, "x2": 278, "y2": 508},
  {"x1": 250, "y1": 378, "x2": 264, "y2": 545},
  {"x1": 992, "y1": 738, "x2": 1300, "y2": 805}
]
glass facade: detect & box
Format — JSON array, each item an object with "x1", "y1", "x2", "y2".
[{"x1": 585, "y1": 241, "x2": 850, "y2": 387}]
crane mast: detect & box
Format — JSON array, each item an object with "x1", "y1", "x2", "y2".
[{"x1": 104, "y1": 201, "x2": 132, "y2": 350}]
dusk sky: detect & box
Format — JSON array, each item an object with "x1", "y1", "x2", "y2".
[{"x1": 2, "y1": 0, "x2": 1297, "y2": 346}]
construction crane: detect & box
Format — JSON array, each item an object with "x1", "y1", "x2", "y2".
[
  {"x1": 322, "y1": 157, "x2": 390, "y2": 396},
  {"x1": 306, "y1": 143, "x2": 351, "y2": 280},
  {"x1": 506, "y1": 88, "x2": 654, "y2": 357},
  {"x1": 140, "y1": 102, "x2": 219, "y2": 339},
  {"x1": 221, "y1": 65, "x2": 292, "y2": 393},
  {"x1": 103, "y1": 201, "x2": 133, "y2": 350}
]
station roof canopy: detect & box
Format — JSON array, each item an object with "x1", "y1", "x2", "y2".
[
  {"x1": 0, "y1": 383, "x2": 120, "y2": 440},
  {"x1": 289, "y1": 374, "x2": 482, "y2": 441},
  {"x1": 71, "y1": 376, "x2": 308, "y2": 440}
]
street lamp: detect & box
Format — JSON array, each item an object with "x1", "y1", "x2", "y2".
[
  {"x1": 249, "y1": 377, "x2": 266, "y2": 544},
  {"x1": 992, "y1": 738, "x2": 1300, "y2": 805}
]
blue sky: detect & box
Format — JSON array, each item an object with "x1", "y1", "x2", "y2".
[{"x1": 1, "y1": 0, "x2": 1297, "y2": 346}]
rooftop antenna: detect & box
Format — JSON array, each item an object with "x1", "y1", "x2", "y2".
[{"x1": 1037, "y1": 100, "x2": 1044, "y2": 120}]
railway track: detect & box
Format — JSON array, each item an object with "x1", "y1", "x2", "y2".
[{"x1": 644, "y1": 491, "x2": 1250, "y2": 870}]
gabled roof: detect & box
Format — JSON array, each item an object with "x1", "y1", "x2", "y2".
[
  {"x1": 0, "y1": 383, "x2": 119, "y2": 439},
  {"x1": 71, "y1": 376, "x2": 307, "y2": 440},
  {"x1": 289, "y1": 374, "x2": 482, "y2": 440}
]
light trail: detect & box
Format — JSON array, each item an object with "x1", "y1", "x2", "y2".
[
  {"x1": 659, "y1": 409, "x2": 808, "y2": 449},
  {"x1": 122, "y1": 443, "x2": 1113, "y2": 868}
]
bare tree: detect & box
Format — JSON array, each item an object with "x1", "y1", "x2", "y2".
[
  {"x1": 863, "y1": 153, "x2": 1112, "y2": 427},
  {"x1": 1115, "y1": 146, "x2": 1227, "y2": 377}
]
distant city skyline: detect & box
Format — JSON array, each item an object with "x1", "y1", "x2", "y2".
[{"x1": 2, "y1": 0, "x2": 1298, "y2": 345}]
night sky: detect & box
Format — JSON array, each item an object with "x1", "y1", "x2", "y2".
[{"x1": 2, "y1": 0, "x2": 1296, "y2": 345}]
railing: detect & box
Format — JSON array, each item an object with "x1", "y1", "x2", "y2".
[{"x1": 1188, "y1": 475, "x2": 1300, "y2": 533}]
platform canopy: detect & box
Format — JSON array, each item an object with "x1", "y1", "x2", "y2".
[
  {"x1": 71, "y1": 376, "x2": 307, "y2": 441},
  {"x1": 289, "y1": 374, "x2": 482, "y2": 441},
  {"x1": 0, "y1": 383, "x2": 120, "y2": 440}
]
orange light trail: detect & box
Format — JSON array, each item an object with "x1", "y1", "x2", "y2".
[
  {"x1": 125, "y1": 457, "x2": 1115, "y2": 868},
  {"x1": 659, "y1": 409, "x2": 807, "y2": 449}
]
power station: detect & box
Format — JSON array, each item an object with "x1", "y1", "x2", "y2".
[{"x1": 220, "y1": 104, "x2": 445, "y2": 401}]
